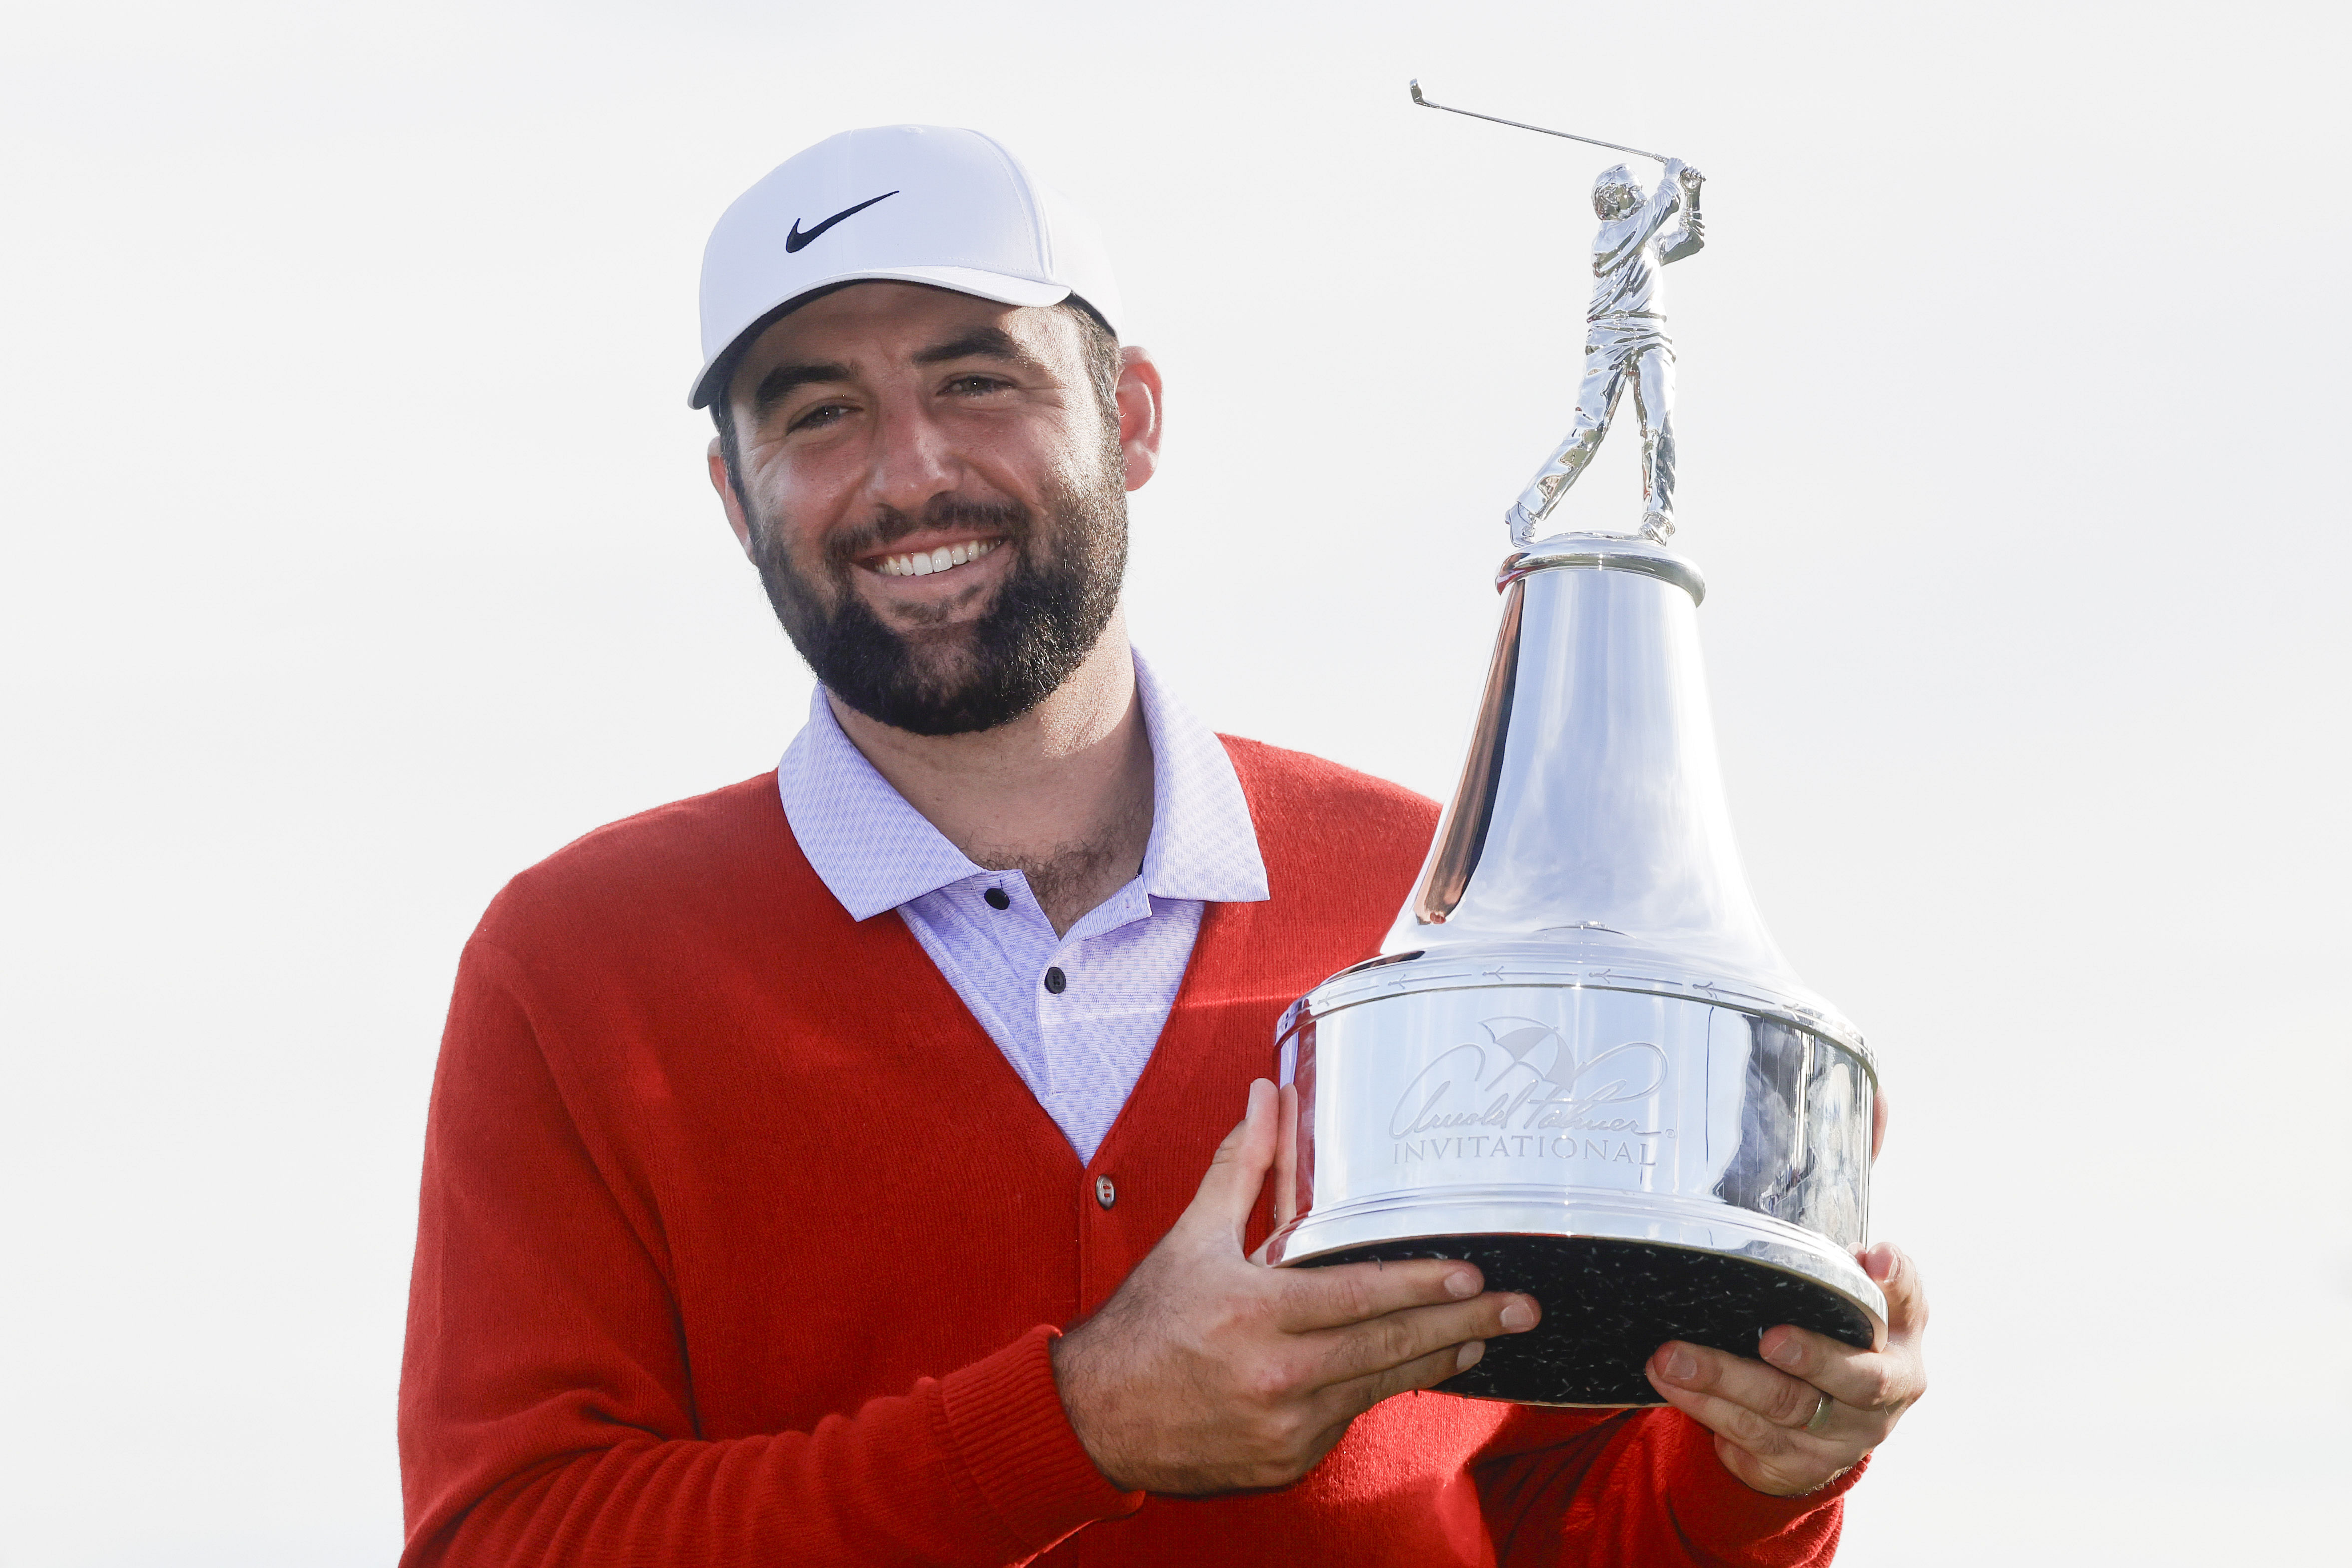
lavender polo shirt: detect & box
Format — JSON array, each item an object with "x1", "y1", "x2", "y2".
[{"x1": 775, "y1": 655, "x2": 1270, "y2": 1161}]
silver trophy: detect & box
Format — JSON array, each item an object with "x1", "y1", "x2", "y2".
[{"x1": 1264, "y1": 85, "x2": 1882, "y2": 1407}]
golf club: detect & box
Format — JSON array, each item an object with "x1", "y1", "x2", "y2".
[{"x1": 1408, "y1": 79, "x2": 1675, "y2": 165}]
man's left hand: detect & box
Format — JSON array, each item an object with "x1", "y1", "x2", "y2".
[{"x1": 1644, "y1": 1242, "x2": 1928, "y2": 1496}]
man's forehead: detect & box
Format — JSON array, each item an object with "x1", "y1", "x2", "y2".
[{"x1": 736, "y1": 282, "x2": 1068, "y2": 375}]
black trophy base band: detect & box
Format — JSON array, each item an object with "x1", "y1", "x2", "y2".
[{"x1": 1300, "y1": 1235, "x2": 1875, "y2": 1407}]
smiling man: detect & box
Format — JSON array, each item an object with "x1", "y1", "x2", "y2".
[{"x1": 397, "y1": 125, "x2": 1925, "y2": 1568}]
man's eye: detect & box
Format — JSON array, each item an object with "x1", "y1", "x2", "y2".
[
  {"x1": 946, "y1": 375, "x2": 1010, "y2": 396},
  {"x1": 788, "y1": 402, "x2": 852, "y2": 432}
]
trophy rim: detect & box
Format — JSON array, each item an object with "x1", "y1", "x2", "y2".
[
  {"x1": 1501, "y1": 532, "x2": 1707, "y2": 605},
  {"x1": 1282, "y1": 950, "x2": 1875, "y2": 1071}
]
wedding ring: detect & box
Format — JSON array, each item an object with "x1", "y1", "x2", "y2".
[{"x1": 1804, "y1": 1391, "x2": 1836, "y2": 1433}]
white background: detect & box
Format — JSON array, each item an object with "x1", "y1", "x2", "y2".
[{"x1": 4, "y1": 2, "x2": 2346, "y2": 1564}]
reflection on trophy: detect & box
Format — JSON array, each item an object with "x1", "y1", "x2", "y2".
[{"x1": 1266, "y1": 85, "x2": 1883, "y2": 1407}]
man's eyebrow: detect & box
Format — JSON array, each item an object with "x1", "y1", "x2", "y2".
[
  {"x1": 750, "y1": 360, "x2": 854, "y2": 413},
  {"x1": 749, "y1": 329, "x2": 1038, "y2": 413},
  {"x1": 912, "y1": 327, "x2": 1036, "y2": 367}
]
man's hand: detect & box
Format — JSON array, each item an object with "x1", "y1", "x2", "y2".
[
  {"x1": 1643, "y1": 1242, "x2": 1929, "y2": 1496},
  {"x1": 1677, "y1": 163, "x2": 1706, "y2": 192},
  {"x1": 1050, "y1": 1079, "x2": 1539, "y2": 1494}
]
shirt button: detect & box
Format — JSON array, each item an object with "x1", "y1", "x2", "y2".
[
  {"x1": 983, "y1": 887, "x2": 1010, "y2": 910},
  {"x1": 1095, "y1": 1175, "x2": 1117, "y2": 1209},
  {"x1": 1044, "y1": 966, "x2": 1068, "y2": 994}
]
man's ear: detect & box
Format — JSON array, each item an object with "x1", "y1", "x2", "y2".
[
  {"x1": 707, "y1": 436, "x2": 757, "y2": 560},
  {"x1": 1113, "y1": 345, "x2": 1165, "y2": 494}
]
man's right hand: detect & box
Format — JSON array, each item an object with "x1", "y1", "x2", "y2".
[{"x1": 1049, "y1": 1079, "x2": 1540, "y2": 1494}]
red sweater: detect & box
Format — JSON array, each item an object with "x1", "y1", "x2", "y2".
[{"x1": 399, "y1": 737, "x2": 1861, "y2": 1566}]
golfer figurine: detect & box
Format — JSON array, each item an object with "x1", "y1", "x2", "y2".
[{"x1": 1505, "y1": 158, "x2": 1705, "y2": 545}]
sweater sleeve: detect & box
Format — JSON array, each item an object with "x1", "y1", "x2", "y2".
[
  {"x1": 1479, "y1": 1408, "x2": 1866, "y2": 1567},
  {"x1": 397, "y1": 940, "x2": 1144, "y2": 1568}
]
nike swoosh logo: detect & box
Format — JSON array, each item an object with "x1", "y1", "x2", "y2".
[{"x1": 785, "y1": 191, "x2": 899, "y2": 253}]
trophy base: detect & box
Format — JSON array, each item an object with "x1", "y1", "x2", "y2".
[{"x1": 1300, "y1": 1233, "x2": 1877, "y2": 1407}]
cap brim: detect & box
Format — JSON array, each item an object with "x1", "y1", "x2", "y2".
[{"x1": 688, "y1": 266, "x2": 1073, "y2": 408}]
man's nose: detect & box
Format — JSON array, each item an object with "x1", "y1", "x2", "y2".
[{"x1": 863, "y1": 391, "x2": 961, "y2": 518}]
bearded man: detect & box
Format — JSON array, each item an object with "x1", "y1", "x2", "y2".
[{"x1": 397, "y1": 125, "x2": 1926, "y2": 1568}]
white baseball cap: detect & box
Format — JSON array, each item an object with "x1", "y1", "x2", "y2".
[{"x1": 689, "y1": 124, "x2": 1124, "y2": 409}]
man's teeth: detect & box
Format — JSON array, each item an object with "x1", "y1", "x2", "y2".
[{"x1": 875, "y1": 539, "x2": 1000, "y2": 578}]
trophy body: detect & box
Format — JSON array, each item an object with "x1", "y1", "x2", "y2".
[{"x1": 1266, "y1": 537, "x2": 1884, "y2": 1406}]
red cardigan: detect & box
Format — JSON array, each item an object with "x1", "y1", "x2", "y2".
[{"x1": 399, "y1": 737, "x2": 1861, "y2": 1566}]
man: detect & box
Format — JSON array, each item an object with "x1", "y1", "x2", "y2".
[
  {"x1": 1506, "y1": 158, "x2": 1706, "y2": 545},
  {"x1": 399, "y1": 124, "x2": 1925, "y2": 1567}
]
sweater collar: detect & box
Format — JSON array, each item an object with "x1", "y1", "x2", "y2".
[{"x1": 777, "y1": 651, "x2": 1270, "y2": 922}]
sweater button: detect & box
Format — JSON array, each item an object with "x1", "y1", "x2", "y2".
[
  {"x1": 1095, "y1": 1175, "x2": 1117, "y2": 1209},
  {"x1": 1044, "y1": 966, "x2": 1068, "y2": 994}
]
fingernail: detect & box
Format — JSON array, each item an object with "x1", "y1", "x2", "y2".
[
  {"x1": 1445, "y1": 1270, "x2": 1478, "y2": 1299},
  {"x1": 1662, "y1": 1346, "x2": 1698, "y2": 1382},
  {"x1": 1456, "y1": 1340, "x2": 1485, "y2": 1371},
  {"x1": 1499, "y1": 1298, "x2": 1537, "y2": 1331},
  {"x1": 1764, "y1": 1336, "x2": 1803, "y2": 1369},
  {"x1": 1866, "y1": 1244, "x2": 1900, "y2": 1284}
]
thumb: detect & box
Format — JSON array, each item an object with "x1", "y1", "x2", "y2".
[
  {"x1": 1184, "y1": 1078, "x2": 1278, "y2": 1253},
  {"x1": 1865, "y1": 1242, "x2": 1928, "y2": 1346}
]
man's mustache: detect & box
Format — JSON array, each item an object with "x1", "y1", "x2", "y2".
[{"x1": 821, "y1": 494, "x2": 1032, "y2": 569}]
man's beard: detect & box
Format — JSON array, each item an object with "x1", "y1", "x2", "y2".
[{"x1": 745, "y1": 456, "x2": 1129, "y2": 737}]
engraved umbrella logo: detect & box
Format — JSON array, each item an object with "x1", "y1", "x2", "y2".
[{"x1": 1387, "y1": 1017, "x2": 1668, "y2": 1141}]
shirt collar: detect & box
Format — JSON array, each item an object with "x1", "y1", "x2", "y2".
[{"x1": 777, "y1": 651, "x2": 1270, "y2": 922}]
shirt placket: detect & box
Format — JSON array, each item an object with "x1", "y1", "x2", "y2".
[
  {"x1": 960, "y1": 875, "x2": 1054, "y2": 1102},
  {"x1": 1037, "y1": 882, "x2": 1157, "y2": 1105}
]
